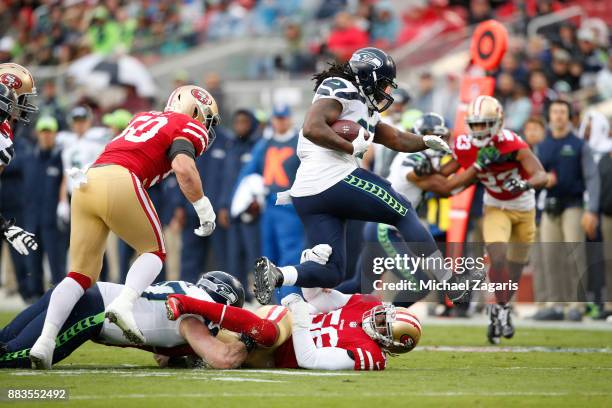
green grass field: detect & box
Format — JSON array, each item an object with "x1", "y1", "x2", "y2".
[{"x1": 1, "y1": 312, "x2": 611, "y2": 408}]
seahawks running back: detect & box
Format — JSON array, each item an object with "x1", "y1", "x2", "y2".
[{"x1": 253, "y1": 47, "x2": 482, "y2": 305}]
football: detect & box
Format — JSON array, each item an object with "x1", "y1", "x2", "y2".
[{"x1": 330, "y1": 120, "x2": 366, "y2": 142}]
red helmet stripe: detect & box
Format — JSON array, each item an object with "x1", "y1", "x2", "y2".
[{"x1": 395, "y1": 313, "x2": 422, "y2": 334}]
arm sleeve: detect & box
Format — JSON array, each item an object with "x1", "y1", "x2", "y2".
[
  {"x1": 582, "y1": 143, "x2": 600, "y2": 213},
  {"x1": 302, "y1": 288, "x2": 352, "y2": 313},
  {"x1": 291, "y1": 326, "x2": 355, "y2": 370}
]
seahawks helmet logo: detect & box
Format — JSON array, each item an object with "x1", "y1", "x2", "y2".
[
  {"x1": 350, "y1": 51, "x2": 383, "y2": 69},
  {"x1": 199, "y1": 278, "x2": 238, "y2": 304}
]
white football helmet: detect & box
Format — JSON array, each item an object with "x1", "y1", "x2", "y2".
[
  {"x1": 362, "y1": 304, "x2": 422, "y2": 354},
  {"x1": 466, "y1": 95, "x2": 503, "y2": 147},
  {"x1": 165, "y1": 85, "x2": 220, "y2": 145}
]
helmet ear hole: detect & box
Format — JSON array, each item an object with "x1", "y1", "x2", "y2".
[{"x1": 192, "y1": 107, "x2": 198, "y2": 119}]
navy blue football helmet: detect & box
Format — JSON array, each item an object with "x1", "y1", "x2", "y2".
[
  {"x1": 413, "y1": 112, "x2": 448, "y2": 137},
  {"x1": 348, "y1": 47, "x2": 397, "y2": 112},
  {"x1": 197, "y1": 271, "x2": 245, "y2": 308}
]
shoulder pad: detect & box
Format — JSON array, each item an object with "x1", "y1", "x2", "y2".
[{"x1": 315, "y1": 77, "x2": 365, "y2": 103}]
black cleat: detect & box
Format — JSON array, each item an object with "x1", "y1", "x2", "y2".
[
  {"x1": 446, "y1": 268, "x2": 486, "y2": 303},
  {"x1": 498, "y1": 304, "x2": 515, "y2": 339},
  {"x1": 487, "y1": 304, "x2": 502, "y2": 345},
  {"x1": 253, "y1": 257, "x2": 283, "y2": 305}
]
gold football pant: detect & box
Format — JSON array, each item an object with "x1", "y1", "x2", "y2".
[
  {"x1": 69, "y1": 165, "x2": 166, "y2": 281},
  {"x1": 482, "y1": 206, "x2": 536, "y2": 263}
]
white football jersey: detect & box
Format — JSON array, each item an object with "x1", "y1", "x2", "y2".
[
  {"x1": 290, "y1": 77, "x2": 381, "y2": 197},
  {"x1": 97, "y1": 281, "x2": 217, "y2": 348},
  {"x1": 387, "y1": 150, "x2": 444, "y2": 209}
]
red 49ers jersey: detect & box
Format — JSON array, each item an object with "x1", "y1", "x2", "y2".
[
  {"x1": 453, "y1": 129, "x2": 530, "y2": 201},
  {"x1": 274, "y1": 294, "x2": 387, "y2": 371},
  {"x1": 1, "y1": 120, "x2": 13, "y2": 140},
  {"x1": 95, "y1": 111, "x2": 210, "y2": 188}
]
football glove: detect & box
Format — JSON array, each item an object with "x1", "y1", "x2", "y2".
[
  {"x1": 300, "y1": 244, "x2": 332, "y2": 265},
  {"x1": 281, "y1": 294, "x2": 311, "y2": 329},
  {"x1": 0, "y1": 133, "x2": 14, "y2": 167},
  {"x1": 4, "y1": 224, "x2": 38, "y2": 256},
  {"x1": 423, "y1": 135, "x2": 452, "y2": 154},
  {"x1": 192, "y1": 196, "x2": 216, "y2": 237},
  {"x1": 473, "y1": 146, "x2": 501, "y2": 171},
  {"x1": 503, "y1": 177, "x2": 531, "y2": 193},
  {"x1": 352, "y1": 127, "x2": 370, "y2": 159}
]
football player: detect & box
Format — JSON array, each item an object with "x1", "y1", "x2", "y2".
[
  {"x1": 337, "y1": 113, "x2": 459, "y2": 304},
  {"x1": 165, "y1": 245, "x2": 422, "y2": 371},
  {"x1": 0, "y1": 272, "x2": 248, "y2": 369},
  {"x1": 30, "y1": 86, "x2": 220, "y2": 369},
  {"x1": 253, "y1": 47, "x2": 481, "y2": 306},
  {"x1": 0, "y1": 63, "x2": 38, "y2": 256},
  {"x1": 414, "y1": 95, "x2": 548, "y2": 344}
]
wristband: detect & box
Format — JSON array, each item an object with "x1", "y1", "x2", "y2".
[{"x1": 192, "y1": 196, "x2": 215, "y2": 223}]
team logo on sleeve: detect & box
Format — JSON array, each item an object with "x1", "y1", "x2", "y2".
[
  {"x1": 191, "y1": 89, "x2": 211, "y2": 105},
  {"x1": 0, "y1": 73, "x2": 22, "y2": 90},
  {"x1": 350, "y1": 51, "x2": 383, "y2": 69}
]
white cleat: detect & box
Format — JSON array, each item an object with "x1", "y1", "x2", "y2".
[
  {"x1": 105, "y1": 300, "x2": 145, "y2": 344},
  {"x1": 29, "y1": 336, "x2": 55, "y2": 370}
]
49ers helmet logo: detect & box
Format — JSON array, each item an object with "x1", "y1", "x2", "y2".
[
  {"x1": 0, "y1": 73, "x2": 22, "y2": 90},
  {"x1": 191, "y1": 88, "x2": 211, "y2": 105}
]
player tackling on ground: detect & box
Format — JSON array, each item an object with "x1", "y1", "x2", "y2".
[
  {"x1": 166, "y1": 245, "x2": 421, "y2": 370},
  {"x1": 253, "y1": 47, "x2": 482, "y2": 305},
  {"x1": 30, "y1": 86, "x2": 220, "y2": 368}
]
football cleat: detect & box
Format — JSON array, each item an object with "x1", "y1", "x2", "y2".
[
  {"x1": 498, "y1": 304, "x2": 514, "y2": 339},
  {"x1": 253, "y1": 257, "x2": 283, "y2": 305},
  {"x1": 165, "y1": 295, "x2": 184, "y2": 321},
  {"x1": 487, "y1": 304, "x2": 502, "y2": 345},
  {"x1": 105, "y1": 300, "x2": 145, "y2": 345},
  {"x1": 29, "y1": 336, "x2": 55, "y2": 370},
  {"x1": 446, "y1": 268, "x2": 486, "y2": 303}
]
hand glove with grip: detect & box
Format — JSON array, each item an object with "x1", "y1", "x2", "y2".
[
  {"x1": 192, "y1": 196, "x2": 216, "y2": 237},
  {"x1": 473, "y1": 146, "x2": 501, "y2": 171},
  {"x1": 423, "y1": 135, "x2": 452, "y2": 154},
  {"x1": 351, "y1": 127, "x2": 370, "y2": 159},
  {"x1": 3, "y1": 223, "x2": 38, "y2": 256},
  {"x1": 300, "y1": 244, "x2": 332, "y2": 265},
  {"x1": 0, "y1": 133, "x2": 14, "y2": 166},
  {"x1": 503, "y1": 177, "x2": 531, "y2": 193},
  {"x1": 281, "y1": 293, "x2": 311, "y2": 329}
]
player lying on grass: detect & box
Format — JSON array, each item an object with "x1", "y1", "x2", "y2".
[
  {"x1": 164, "y1": 245, "x2": 422, "y2": 371},
  {"x1": 0, "y1": 272, "x2": 248, "y2": 369}
]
